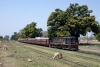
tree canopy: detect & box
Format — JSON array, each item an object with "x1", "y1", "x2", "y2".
[
  {"x1": 10, "y1": 32, "x2": 19, "y2": 40},
  {"x1": 3, "y1": 35, "x2": 9, "y2": 41},
  {"x1": 47, "y1": 3, "x2": 100, "y2": 37},
  {"x1": 0, "y1": 36, "x2": 3, "y2": 40},
  {"x1": 18, "y1": 22, "x2": 43, "y2": 38}
]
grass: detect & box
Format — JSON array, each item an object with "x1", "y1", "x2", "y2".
[{"x1": 0, "y1": 41, "x2": 100, "y2": 67}]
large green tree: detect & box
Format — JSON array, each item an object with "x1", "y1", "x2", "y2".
[
  {"x1": 47, "y1": 3, "x2": 99, "y2": 38},
  {"x1": 19, "y1": 22, "x2": 43, "y2": 38}
]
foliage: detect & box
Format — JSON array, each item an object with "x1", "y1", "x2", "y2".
[
  {"x1": 18, "y1": 22, "x2": 43, "y2": 38},
  {"x1": 47, "y1": 3, "x2": 99, "y2": 37},
  {"x1": 0, "y1": 36, "x2": 3, "y2": 40},
  {"x1": 89, "y1": 35, "x2": 96, "y2": 40},
  {"x1": 82, "y1": 35, "x2": 87, "y2": 40},
  {"x1": 96, "y1": 33, "x2": 100, "y2": 41},
  {"x1": 3, "y1": 35, "x2": 9, "y2": 41},
  {"x1": 10, "y1": 32, "x2": 19, "y2": 40},
  {"x1": 95, "y1": 25, "x2": 100, "y2": 41},
  {"x1": 36, "y1": 28, "x2": 43, "y2": 37}
]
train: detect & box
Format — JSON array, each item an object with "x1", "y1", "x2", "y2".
[{"x1": 18, "y1": 37, "x2": 79, "y2": 51}]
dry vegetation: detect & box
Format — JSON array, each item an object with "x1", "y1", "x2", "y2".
[{"x1": 0, "y1": 41, "x2": 100, "y2": 67}]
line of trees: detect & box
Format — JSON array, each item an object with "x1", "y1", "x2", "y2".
[
  {"x1": 10, "y1": 22, "x2": 43, "y2": 40},
  {"x1": 10, "y1": 3, "x2": 100, "y2": 41},
  {"x1": 0, "y1": 35, "x2": 9, "y2": 42}
]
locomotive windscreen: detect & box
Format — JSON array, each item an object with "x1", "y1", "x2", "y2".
[{"x1": 63, "y1": 37, "x2": 78, "y2": 44}]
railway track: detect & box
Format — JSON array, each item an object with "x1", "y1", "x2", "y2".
[
  {"x1": 24, "y1": 43, "x2": 100, "y2": 62},
  {"x1": 8, "y1": 42, "x2": 46, "y2": 67},
  {"x1": 23, "y1": 44, "x2": 88, "y2": 67},
  {"x1": 8, "y1": 42, "x2": 100, "y2": 67}
]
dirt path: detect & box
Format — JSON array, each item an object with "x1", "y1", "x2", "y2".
[
  {"x1": 0, "y1": 43, "x2": 16, "y2": 67},
  {"x1": 79, "y1": 48, "x2": 100, "y2": 53}
]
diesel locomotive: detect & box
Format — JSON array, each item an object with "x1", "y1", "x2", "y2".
[{"x1": 18, "y1": 37, "x2": 79, "y2": 51}]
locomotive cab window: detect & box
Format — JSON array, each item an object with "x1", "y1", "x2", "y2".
[
  {"x1": 67, "y1": 38, "x2": 71, "y2": 44},
  {"x1": 63, "y1": 37, "x2": 71, "y2": 44},
  {"x1": 63, "y1": 37, "x2": 77, "y2": 44},
  {"x1": 62, "y1": 38, "x2": 66, "y2": 44}
]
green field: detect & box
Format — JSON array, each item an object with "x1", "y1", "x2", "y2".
[{"x1": 0, "y1": 41, "x2": 100, "y2": 67}]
